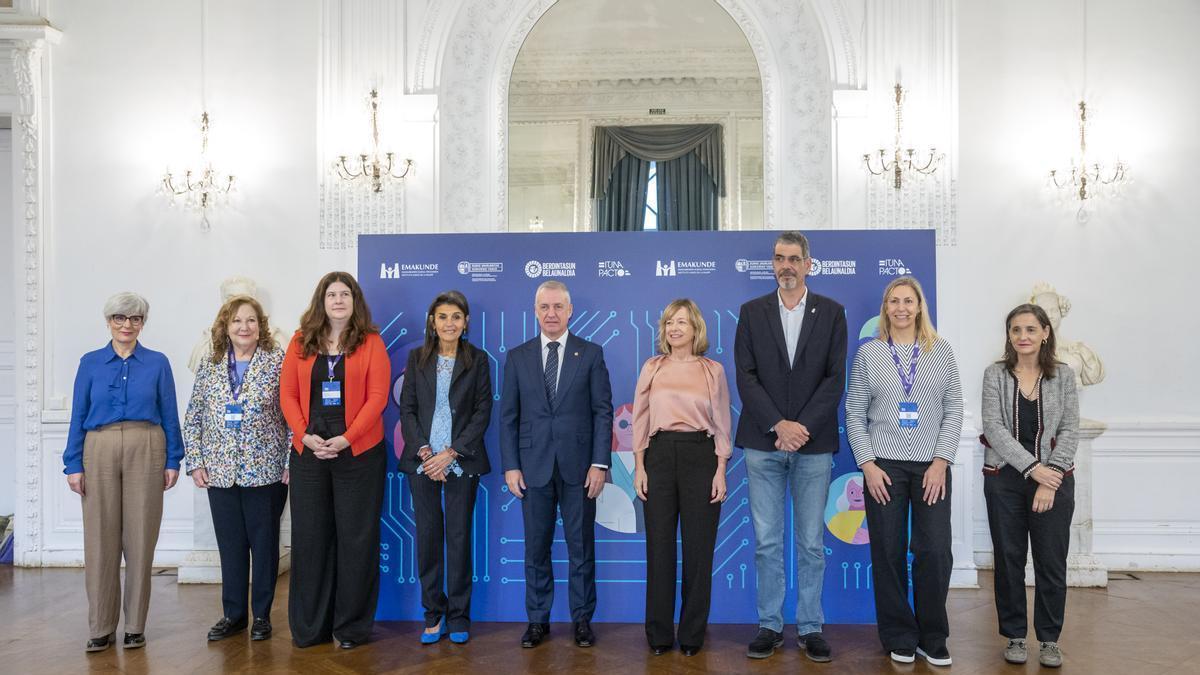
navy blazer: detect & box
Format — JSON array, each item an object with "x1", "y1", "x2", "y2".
[
  {"x1": 499, "y1": 333, "x2": 613, "y2": 487},
  {"x1": 397, "y1": 342, "x2": 493, "y2": 476},
  {"x1": 733, "y1": 290, "x2": 847, "y2": 453}
]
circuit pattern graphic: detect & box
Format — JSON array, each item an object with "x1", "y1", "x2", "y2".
[{"x1": 362, "y1": 230, "x2": 936, "y2": 623}]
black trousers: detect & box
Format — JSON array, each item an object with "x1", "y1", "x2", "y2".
[
  {"x1": 984, "y1": 466, "x2": 1075, "y2": 642},
  {"x1": 643, "y1": 431, "x2": 721, "y2": 648},
  {"x1": 522, "y1": 461, "x2": 597, "y2": 624},
  {"x1": 207, "y1": 481, "x2": 288, "y2": 622},
  {"x1": 863, "y1": 458, "x2": 953, "y2": 653},
  {"x1": 409, "y1": 472, "x2": 480, "y2": 632},
  {"x1": 287, "y1": 442, "x2": 386, "y2": 647}
]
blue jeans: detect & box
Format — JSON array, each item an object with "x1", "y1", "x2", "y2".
[{"x1": 745, "y1": 448, "x2": 833, "y2": 634}]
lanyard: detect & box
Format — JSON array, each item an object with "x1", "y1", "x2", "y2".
[
  {"x1": 887, "y1": 337, "x2": 920, "y2": 399},
  {"x1": 227, "y1": 346, "x2": 255, "y2": 402},
  {"x1": 326, "y1": 353, "x2": 343, "y2": 381}
]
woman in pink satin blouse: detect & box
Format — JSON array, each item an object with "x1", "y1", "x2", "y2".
[{"x1": 631, "y1": 298, "x2": 731, "y2": 657}]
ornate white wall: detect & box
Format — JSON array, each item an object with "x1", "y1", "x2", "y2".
[{"x1": 3, "y1": 0, "x2": 1197, "y2": 575}]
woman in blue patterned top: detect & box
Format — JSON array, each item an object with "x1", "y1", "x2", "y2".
[
  {"x1": 846, "y1": 276, "x2": 963, "y2": 668},
  {"x1": 63, "y1": 292, "x2": 183, "y2": 653},
  {"x1": 398, "y1": 290, "x2": 493, "y2": 644},
  {"x1": 183, "y1": 296, "x2": 290, "y2": 643}
]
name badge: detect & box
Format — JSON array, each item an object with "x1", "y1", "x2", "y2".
[
  {"x1": 898, "y1": 401, "x2": 919, "y2": 428},
  {"x1": 224, "y1": 403, "x2": 244, "y2": 429},
  {"x1": 322, "y1": 381, "x2": 342, "y2": 406}
]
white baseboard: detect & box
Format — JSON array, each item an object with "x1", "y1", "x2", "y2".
[{"x1": 969, "y1": 421, "x2": 1200, "y2": 572}]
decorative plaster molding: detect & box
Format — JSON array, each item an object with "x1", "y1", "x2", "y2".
[
  {"x1": 318, "y1": 0, "x2": 411, "y2": 248},
  {"x1": 435, "y1": 0, "x2": 838, "y2": 232},
  {"x1": 822, "y1": 0, "x2": 862, "y2": 88},
  {"x1": 511, "y1": 47, "x2": 761, "y2": 82},
  {"x1": 866, "y1": 176, "x2": 958, "y2": 246},
  {"x1": 318, "y1": 181, "x2": 408, "y2": 249},
  {"x1": 11, "y1": 42, "x2": 43, "y2": 566},
  {"x1": 509, "y1": 77, "x2": 763, "y2": 113},
  {"x1": 412, "y1": 0, "x2": 453, "y2": 93}
]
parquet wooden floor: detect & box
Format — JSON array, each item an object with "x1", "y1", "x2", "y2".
[{"x1": 1, "y1": 566, "x2": 1198, "y2": 673}]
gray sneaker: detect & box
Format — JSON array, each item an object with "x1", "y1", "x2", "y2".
[
  {"x1": 1040, "y1": 641, "x2": 1063, "y2": 668},
  {"x1": 1003, "y1": 638, "x2": 1027, "y2": 664}
]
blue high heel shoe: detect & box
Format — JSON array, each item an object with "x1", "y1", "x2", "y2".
[
  {"x1": 420, "y1": 620, "x2": 447, "y2": 645},
  {"x1": 449, "y1": 630, "x2": 470, "y2": 644}
]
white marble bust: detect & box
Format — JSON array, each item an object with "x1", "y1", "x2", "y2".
[
  {"x1": 187, "y1": 276, "x2": 288, "y2": 374},
  {"x1": 1031, "y1": 281, "x2": 1105, "y2": 387}
]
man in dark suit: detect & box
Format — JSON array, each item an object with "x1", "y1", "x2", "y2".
[
  {"x1": 500, "y1": 280, "x2": 613, "y2": 649},
  {"x1": 735, "y1": 231, "x2": 847, "y2": 663}
]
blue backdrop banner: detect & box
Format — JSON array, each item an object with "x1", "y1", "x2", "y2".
[{"x1": 360, "y1": 230, "x2": 936, "y2": 624}]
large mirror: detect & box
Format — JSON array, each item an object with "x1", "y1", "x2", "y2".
[{"x1": 508, "y1": 0, "x2": 764, "y2": 232}]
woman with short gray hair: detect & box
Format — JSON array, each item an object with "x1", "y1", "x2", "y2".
[{"x1": 64, "y1": 292, "x2": 183, "y2": 653}]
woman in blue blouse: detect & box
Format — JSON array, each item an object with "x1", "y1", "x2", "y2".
[
  {"x1": 845, "y1": 277, "x2": 963, "y2": 668},
  {"x1": 183, "y1": 296, "x2": 289, "y2": 643},
  {"x1": 64, "y1": 292, "x2": 183, "y2": 653},
  {"x1": 398, "y1": 290, "x2": 493, "y2": 644}
]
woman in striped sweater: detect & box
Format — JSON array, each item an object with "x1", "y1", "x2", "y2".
[{"x1": 846, "y1": 276, "x2": 963, "y2": 668}]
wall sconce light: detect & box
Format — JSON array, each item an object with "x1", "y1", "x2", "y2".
[
  {"x1": 334, "y1": 89, "x2": 413, "y2": 193},
  {"x1": 863, "y1": 84, "x2": 944, "y2": 190},
  {"x1": 161, "y1": 0, "x2": 235, "y2": 231},
  {"x1": 1047, "y1": 0, "x2": 1128, "y2": 220},
  {"x1": 1048, "y1": 100, "x2": 1128, "y2": 202},
  {"x1": 528, "y1": 216, "x2": 544, "y2": 232},
  {"x1": 162, "y1": 112, "x2": 235, "y2": 230}
]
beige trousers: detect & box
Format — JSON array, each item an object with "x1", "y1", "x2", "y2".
[{"x1": 81, "y1": 421, "x2": 165, "y2": 638}]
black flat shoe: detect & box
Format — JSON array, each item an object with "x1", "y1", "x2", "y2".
[
  {"x1": 651, "y1": 644, "x2": 671, "y2": 656},
  {"x1": 207, "y1": 617, "x2": 248, "y2": 641},
  {"x1": 85, "y1": 633, "x2": 115, "y2": 653},
  {"x1": 521, "y1": 622, "x2": 549, "y2": 648},
  {"x1": 573, "y1": 620, "x2": 595, "y2": 648},
  {"x1": 123, "y1": 633, "x2": 146, "y2": 649},
  {"x1": 338, "y1": 639, "x2": 359, "y2": 649},
  {"x1": 681, "y1": 644, "x2": 701, "y2": 657},
  {"x1": 250, "y1": 618, "x2": 272, "y2": 641}
]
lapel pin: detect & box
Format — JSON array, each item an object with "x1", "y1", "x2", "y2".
[
  {"x1": 811, "y1": 307, "x2": 817, "y2": 314},
  {"x1": 574, "y1": 352, "x2": 580, "y2": 357}
]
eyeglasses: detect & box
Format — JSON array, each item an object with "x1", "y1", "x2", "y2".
[{"x1": 110, "y1": 314, "x2": 145, "y2": 326}]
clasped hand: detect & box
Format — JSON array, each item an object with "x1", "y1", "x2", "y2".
[
  {"x1": 303, "y1": 433, "x2": 350, "y2": 460},
  {"x1": 417, "y1": 445, "x2": 456, "y2": 481},
  {"x1": 773, "y1": 420, "x2": 810, "y2": 452},
  {"x1": 1029, "y1": 465, "x2": 1063, "y2": 490}
]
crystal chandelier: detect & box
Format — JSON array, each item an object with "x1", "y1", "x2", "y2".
[
  {"x1": 160, "y1": 0, "x2": 234, "y2": 231},
  {"x1": 162, "y1": 111, "x2": 235, "y2": 230},
  {"x1": 1049, "y1": 101, "x2": 1127, "y2": 201},
  {"x1": 334, "y1": 89, "x2": 413, "y2": 193},
  {"x1": 863, "y1": 84, "x2": 944, "y2": 190},
  {"x1": 1047, "y1": 0, "x2": 1128, "y2": 211}
]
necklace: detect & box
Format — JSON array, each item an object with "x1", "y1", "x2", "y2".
[
  {"x1": 1012, "y1": 372, "x2": 1045, "y2": 461},
  {"x1": 1016, "y1": 369, "x2": 1042, "y2": 400}
]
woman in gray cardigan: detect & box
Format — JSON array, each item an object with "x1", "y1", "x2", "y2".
[{"x1": 980, "y1": 303, "x2": 1079, "y2": 669}]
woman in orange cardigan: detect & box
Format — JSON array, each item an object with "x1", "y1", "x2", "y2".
[{"x1": 280, "y1": 271, "x2": 391, "y2": 649}]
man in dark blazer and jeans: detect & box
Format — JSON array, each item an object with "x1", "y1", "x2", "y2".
[
  {"x1": 500, "y1": 280, "x2": 614, "y2": 649},
  {"x1": 735, "y1": 231, "x2": 847, "y2": 662}
]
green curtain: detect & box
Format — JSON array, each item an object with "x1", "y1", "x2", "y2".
[
  {"x1": 591, "y1": 124, "x2": 724, "y2": 231},
  {"x1": 656, "y1": 152, "x2": 719, "y2": 231},
  {"x1": 595, "y1": 154, "x2": 651, "y2": 232}
]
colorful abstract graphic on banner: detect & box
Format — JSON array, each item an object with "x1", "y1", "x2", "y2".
[{"x1": 361, "y1": 230, "x2": 936, "y2": 623}]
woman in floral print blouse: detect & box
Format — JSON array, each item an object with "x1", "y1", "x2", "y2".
[{"x1": 184, "y1": 295, "x2": 290, "y2": 643}]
